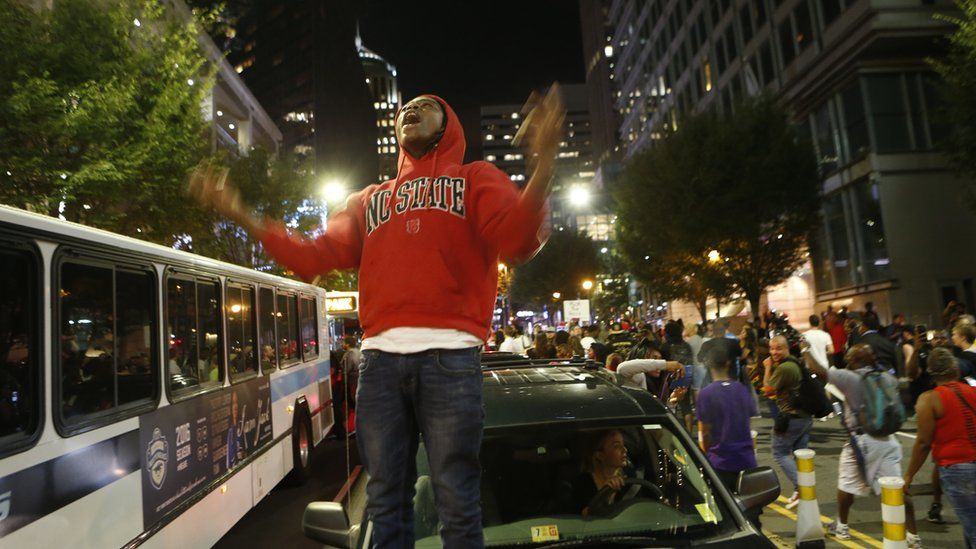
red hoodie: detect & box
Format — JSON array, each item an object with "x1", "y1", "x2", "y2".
[{"x1": 261, "y1": 95, "x2": 549, "y2": 341}]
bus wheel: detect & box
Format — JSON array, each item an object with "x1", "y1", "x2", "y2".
[{"x1": 286, "y1": 403, "x2": 313, "y2": 486}]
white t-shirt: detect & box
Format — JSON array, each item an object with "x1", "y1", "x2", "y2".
[
  {"x1": 361, "y1": 327, "x2": 483, "y2": 354},
  {"x1": 615, "y1": 358, "x2": 669, "y2": 390},
  {"x1": 803, "y1": 328, "x2": 833, "y2": 368},
  {"x1": 498, "y1": 336, "x2": 526, "y2": 354}
]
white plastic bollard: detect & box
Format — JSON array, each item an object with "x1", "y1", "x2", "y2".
[
  {"x1": 794, "y1": 449, "x2": 825, "y2": 548},
  {"x1": 879, "y1": 477, "x2": 908, "y2": 549}
]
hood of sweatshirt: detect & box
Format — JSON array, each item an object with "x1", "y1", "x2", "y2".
[{"x1": 394, "y1": 94, "x2": 464, "y2": 182}]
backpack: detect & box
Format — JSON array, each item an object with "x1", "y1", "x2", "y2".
[
  {"x1": 788, "y1": 358, "x2": 833, "y2": 418},
  {"x1": 857, "y1": 368, "x2": 905, "y2": 437}
]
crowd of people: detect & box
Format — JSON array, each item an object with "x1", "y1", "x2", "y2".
[{"x1": 485, "y1": 301, "x2": 976, "y2": 547}]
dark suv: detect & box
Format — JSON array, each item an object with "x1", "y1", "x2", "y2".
[{"x1": 304, "y1": 355, "x2": 779, "y2": 548}]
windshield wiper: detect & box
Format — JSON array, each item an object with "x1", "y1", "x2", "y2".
[{"x1": 539, "y1": 536, "x2": 691, "y2": 548}]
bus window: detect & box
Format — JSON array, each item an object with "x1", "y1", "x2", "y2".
[
  {"x1": 226, "y1": 283, "x2": 257, "y2": 380},
  {"x1": 300, "y1": 296, "x2": 318, "y2": 360},
  {"x1": 258, "y1": 287, "x2": 277, "y2": 372},
  {"x1": 167, "y1": 277, "x2": 224, "y2": 394},
  {"x1": 277, "y1": 293, "x2": 299, "y2": 367},
  {"x1": 60, "y1": 262, "x2": 156, "y2": 423},
  {"x1": 116, "y1": 270, "x2": 156, "y2": 405},
  {"x1": 0, "y1": 248, "x2": 38, "y2": 449}
]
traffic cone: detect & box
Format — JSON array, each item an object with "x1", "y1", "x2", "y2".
[
  {"x1": 794, "y1": 449, "x2": 825, "y2": 548},
  {"x1": 879, "y1": 477, "x2": 907, "y2": 549}
]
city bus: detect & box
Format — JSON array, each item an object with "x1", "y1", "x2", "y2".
[{"x1": 0, "y1": 204, "x2": 334, "y2": 548}]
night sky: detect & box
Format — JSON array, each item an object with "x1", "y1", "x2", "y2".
[{"x1": 358, "y1": 0, "x2": 585, "y2": 160}]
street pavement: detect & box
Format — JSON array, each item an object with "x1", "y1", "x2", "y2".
[
  {"x1": 754, "y1": 413, "x2": 964, "y2": 548},
  {"x1": 215, "y1": 435, "x2": 362, "y2": 548}
]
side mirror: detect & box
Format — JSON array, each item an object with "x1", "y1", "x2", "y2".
[
  {"x1": 303, "y1": 501, "x2": 352, "y2": 548},
  {"x1": 737, "y1": 466, "x2": 780, "y2": 511}
]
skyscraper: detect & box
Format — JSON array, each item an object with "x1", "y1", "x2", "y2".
[
  {"x1": 480, "y1": 84, "x2": 612, "y2": 240},
  {"x1": 227, "y1": 1, "x2": 378, "y2": 188},
  {"x1": 357, "y1": 33, "x2": 401, "y2": 182}
]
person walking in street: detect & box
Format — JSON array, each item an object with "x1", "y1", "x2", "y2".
[
  {"x1": 663, "y1": 321, "x2": 695, "y2": 432},
  {"x1": 858, "y1": 317, "x2": 904, "y2": 375},
  {"x1": 762, "y1": 335, "x2": 812, "y2": 510},
  {"x1": 806, "y1": 344, "x2": 923, "y2": 548},
  {"x1": 527, "y1": 332, "x2": 556, "y2": 359},
  {"x1": 190, "y1": 87, "x2": 565, "y2": 549},
  {"x1": 697, "y1": 346, "x2": 761, "y2": 528},
  {"x1": 698, "y1": 318, "x2": 744, "y2": 387},
  {"x1": 803, "y1": 314, "x2": 834, "y2": 371},
  {"x1": 827, "y1": 312, "x2": 848, "y2": 368},
  {"x1": 615, "y1": 338, "x2": 684, "y2": 392},
  {"x1": 580, "y1": 324, "x2": 598, "y2": 352},
  {"x1": 498, "y1": 325, "x2": 525, "y2": 354},
  {"x1": 904, "y1": 347, "x2": 976, "y2": 546},
  {"x1": 951, "y1": 323, "x2": 976, "y2": 379}
]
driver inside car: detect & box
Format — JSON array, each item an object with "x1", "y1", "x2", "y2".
[{"x1": 572, "y1": 429, "x2": 629, "y2": 516}]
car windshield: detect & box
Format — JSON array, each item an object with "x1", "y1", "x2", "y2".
[{"x1": 413, "y1": 421, "x2": 735, "y2": 548}]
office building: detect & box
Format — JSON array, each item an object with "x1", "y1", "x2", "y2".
[
  {"x1": 357, "y1": 34, "x2": 402, "y2": 181},
  {"x1": 225, "y1": 1, "x2": 378, "y2": 187},
  {"x1": 594, "y1": 0, "x2": 974, "y2": 325},
  {"x1": 480, "y1": 84, "x2": 615, "y2": 241}
]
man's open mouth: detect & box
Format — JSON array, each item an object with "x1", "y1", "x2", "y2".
[{"x1": 401, "y1": 111, "x2": 421, "y2": 127}]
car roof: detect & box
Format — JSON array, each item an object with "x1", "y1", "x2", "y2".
[{"x1": 479, "y1": 358, "x2": 670, "y2": 430}]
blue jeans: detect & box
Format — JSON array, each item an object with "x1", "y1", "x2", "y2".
[
  {"x1": 939, "y1": 461, "x2": 976, "y2": 547},
  {"x1": 355, "y1": 347, "x2": 485, "y2": 549},
  {"x1": 771, "y1": 416, "x2": 812, "y2": 491}
]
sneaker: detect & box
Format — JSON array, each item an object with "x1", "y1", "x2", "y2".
[
  {"x1": 927, "y1": 502, "x2": 945, "y2": 524},
  {"x1": 826, "y1": 521, "x2": 851, "y2": 541},
  {"x1": 907, "y1": 532, "x2": 923, "y2": 549},
  {"x1": 785, "y1": 491, "x2": 800, "y2": 510}
]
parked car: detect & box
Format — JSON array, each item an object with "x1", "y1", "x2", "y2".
[{"x1": 303, "y1": 356, "x2": 779, "y2": 548}]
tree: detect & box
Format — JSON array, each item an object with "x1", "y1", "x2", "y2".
[
  {"x1": 614, "y1": 96, "x2": 820, "y2": 322},
  {"x1": 933, "y1": 0, "x2": 976, "y2": 198},
  {"x1": 0, "y1": 0, "x2": 214, "y2": 243},
  {"x1": 509, "y1": 230, "x2": 601, "y2": 311},
  {"x1": 591, "y1": 249, "x2": 632, "y2": 322}
]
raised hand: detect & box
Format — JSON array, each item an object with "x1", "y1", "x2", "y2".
[
  {"x1": 513, "y1": 83, "x2": 565, "y2": 200},
  {"x1": 187, "y1": 161, "x2": 262, "y2": 235}
]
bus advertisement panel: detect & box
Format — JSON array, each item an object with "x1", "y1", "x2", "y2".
[{"x1": 139, "y1": 376, "x2": 273, "y2": 526}]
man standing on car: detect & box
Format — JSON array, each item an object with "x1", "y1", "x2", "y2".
[{"x1": 190, "y1": 87, "x2": 565, "y2": 548}]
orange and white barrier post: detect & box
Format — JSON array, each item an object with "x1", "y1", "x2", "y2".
[
  {"x1": 879, "y1": 477, "x2": 908, "y2": 549},
  {"x1": 794, "y1": 449, "x2": 825, "y2": 547}
]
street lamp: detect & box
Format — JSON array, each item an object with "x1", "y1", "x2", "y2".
[
  {"x1": 581, "y1": 279, "x2": 594, "y2": 291},
  {"x1": 568, "y1": 185, "x2": 591, "y2": 207},
  {"x1": 707, "y1": 249, "x2": 721, "y2": 263},
  {"x1": 321, "y1": 179, "x2": 347, "y2": 204},
  {"x1": 552, "y1": 291, "x2": 561, "y2": 300}
]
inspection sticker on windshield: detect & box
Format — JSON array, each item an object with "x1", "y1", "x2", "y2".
[
  {"x1": 695, "y1": 503, "x2": 718, "y2": 523},
  {"x1": 530, "y1": 525, "x2": 560, "y2": 542}
]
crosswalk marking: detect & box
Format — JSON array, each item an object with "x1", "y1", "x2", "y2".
[
  {"x1": 766, "y1": 502, "x2": 865, "y2": 548},
  {"x1": 766, "y1": 495, "x2": 885, "y2": 549}
]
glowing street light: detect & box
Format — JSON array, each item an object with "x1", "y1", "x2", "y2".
[
  {"x1": 552, "y1": 292, "x2": 561, "y2": 300},
  {"x1": 707, "y1": 249, "x2": 721, "y2": 263},
  {"x1": 321, "y1": 179, "x2": 347, "y2": 204},
  {"x1": 568, "y1": 185, "x2": 591, "y2": 207},
  {"x1": 581, "y1": 279, "x2": 594, "y2": 291}
]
